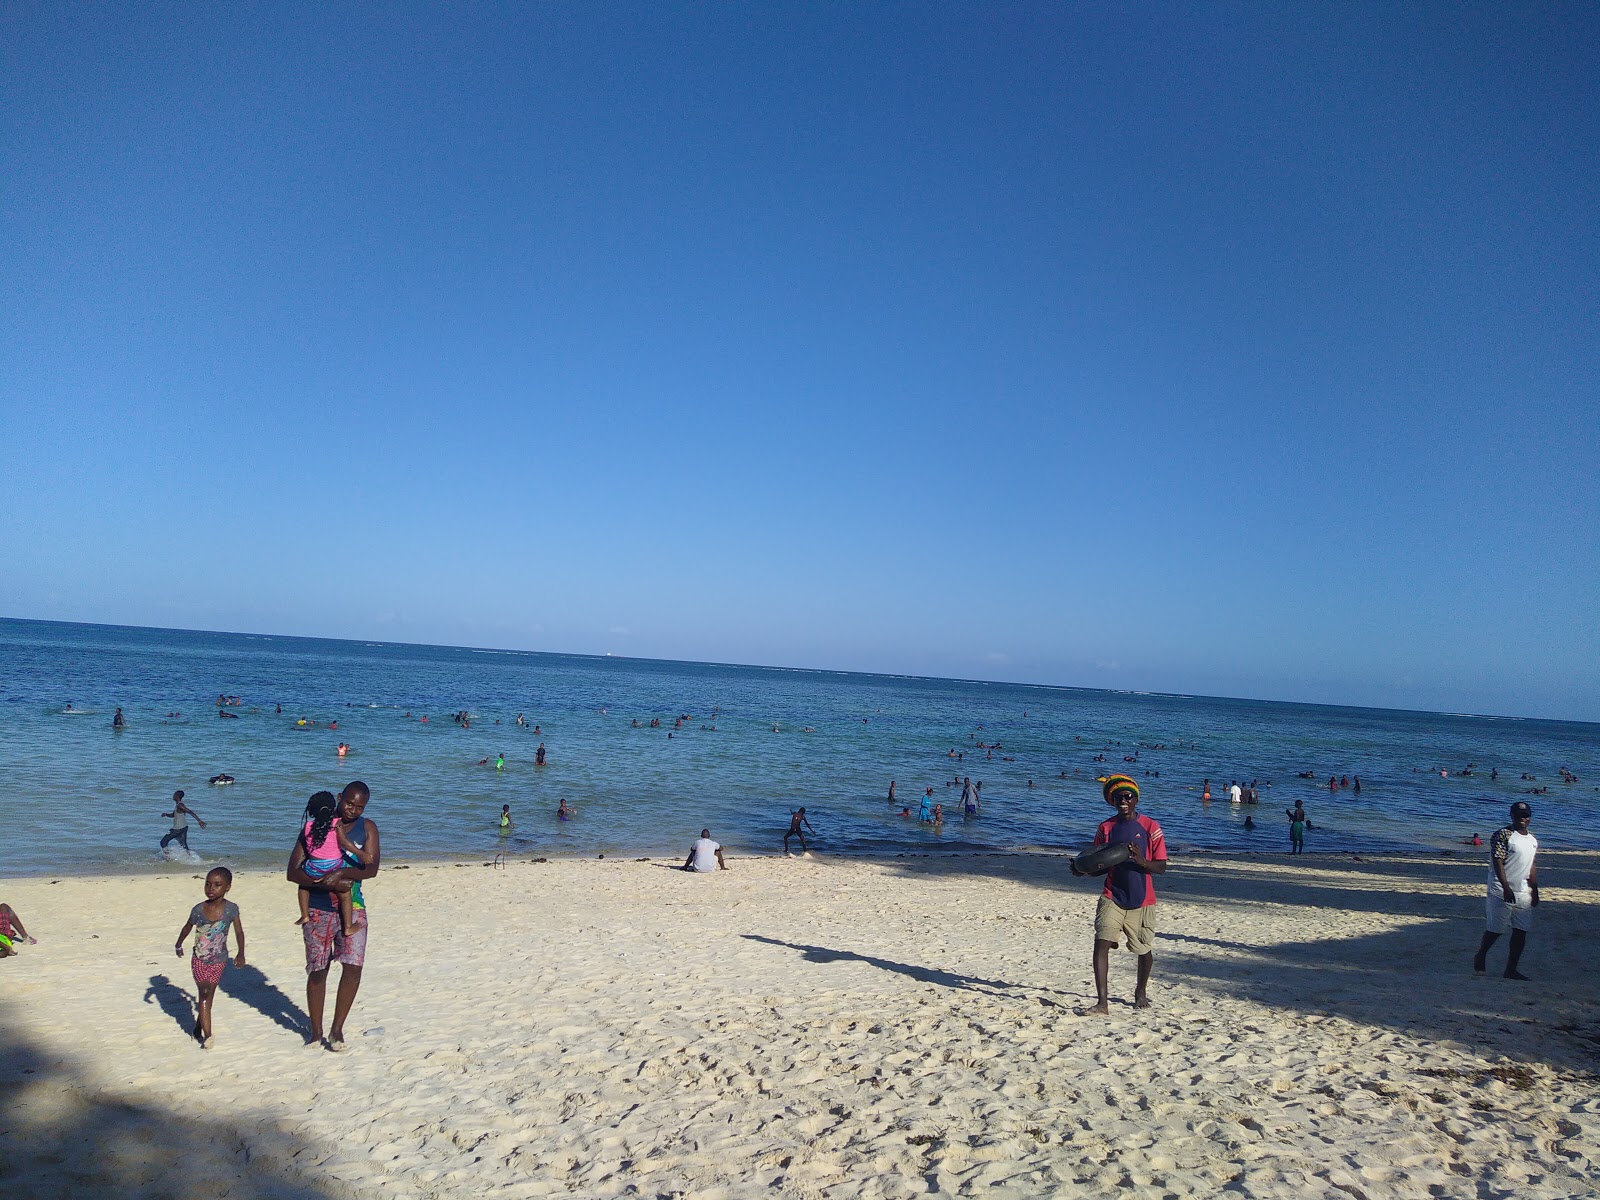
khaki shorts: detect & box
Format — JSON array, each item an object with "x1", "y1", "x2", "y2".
[{"x1": 1095, "y1": 896, "x2": 1157, "y2": 954}]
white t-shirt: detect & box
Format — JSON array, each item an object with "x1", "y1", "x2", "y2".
[
  {"x1": 1228, "y1": 785, "x2": 1242, "y2": 804},
  {"x1": 1488, "y1": 827, "x2": 1537, "y2": 892},
  {"x1": 688, "y1": 838, "x2": 721, "y2": 872}
]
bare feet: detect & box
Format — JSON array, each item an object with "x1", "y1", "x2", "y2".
[
  {"x1": 1133, "y1": 993, "x2": 1152, "y2": 1009},
  {"x1": 1473, "y1": 954, "x2": 1486, "y2": 974},
  {"x1": 1505, "y1": 970, "x2": 1530, "y2": 981},
  {"x1": 1083, "y1": 1001, "x2": 1110, "y2": 1016}
]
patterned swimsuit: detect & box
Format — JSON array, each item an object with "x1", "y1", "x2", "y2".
[{"x1": 189, "y1": 900, "x2": 239, "y2": 985}]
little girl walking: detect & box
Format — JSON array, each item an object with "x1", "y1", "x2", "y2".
[
  {"x1": 294, "y1": 791, "x2": 367, "y2": 937},
  {"x1": 174, "y1": 867, "x2": 246, "y2": 1048}
]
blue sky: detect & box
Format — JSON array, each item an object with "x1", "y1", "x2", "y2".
[{"x1": 3, "y1": 4, "x2": 1597, "y2": 720}]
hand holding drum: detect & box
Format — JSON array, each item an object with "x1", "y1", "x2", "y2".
[{"x1": 1070, "y1": 841, "x2": 1132, "y2": 877}]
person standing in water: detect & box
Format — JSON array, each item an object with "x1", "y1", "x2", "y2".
[
  {"x1": 784, "y1": 807, "x2": 816, "y2": 854},
  {"x1": 160, "y1": 791, "x2": 205, "y2": 852},
  {"x1": 1286, "y1": 801, "x2": 1307, "y2": 854}
]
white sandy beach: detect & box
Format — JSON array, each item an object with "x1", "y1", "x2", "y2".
[{"x1": 2, "y1": 849, "x2": 1597, "y2": 1199}]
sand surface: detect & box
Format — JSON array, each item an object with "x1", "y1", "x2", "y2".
[{"x1": 2, "y1": 849, "x2": 1598, "y2": 1199}]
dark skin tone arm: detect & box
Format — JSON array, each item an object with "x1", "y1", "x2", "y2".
[
  {"x1": 1123, "y1": 846, "x2": 1167, "y2": 874},
  {"x1": 286, "y1": 824, "x2": 382, "y2": 892},
  {"x1": 175, "y1": 899, "x2": 246, "y2": 967},
  {"x1": 1491, "y1": 818, "x2": 1539, "y2": 905}
]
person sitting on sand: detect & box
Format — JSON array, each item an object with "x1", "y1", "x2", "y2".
[
  {"x1": 0, "y1": 902, "x2": 37, "y2": 956},
  {"x1": 1083, "y1": 775, "x2": 1168, "y2": 1015},
  {"x1": 682, "y1": 829, "x2": 727, "y2": 872},
  {"x1": 294, "y1": 791, "x2": 368, "y2": 938},
  {"x1": 784, "y1": 807, "x2": 816, "y2": 854}
]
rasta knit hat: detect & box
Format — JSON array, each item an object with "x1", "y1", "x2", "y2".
[{"x1": 1098, "y1": 774, "x2": 1140, "y2": 804}]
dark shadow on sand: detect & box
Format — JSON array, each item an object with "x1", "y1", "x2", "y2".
[
  {"x1": 860, "y1": 849, "x2": 1600, "y2": 1075},
  {"x1": 144, "y1": 964, "x2": 306, "y2": 1040},
  {"x1": 742, "y1": 934, "x2": 1022, "y2": 995},
  {"x1": 142, "y1": 973, "x2": 195, "y2": 1034},
  {"x1": 0, "y1": 998, "x2": 338, "y2": 1198},
  {"x1": 220, "y1": 963, "x2": 306, "y2": 1036}
]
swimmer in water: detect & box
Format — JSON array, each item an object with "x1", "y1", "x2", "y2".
[
  {"x1": 209, "y1": 774, "x2": 234, "y2": 786},
  {"x1": 557, "y1": 799, "x2": 573, "y2": 820},
  {"x1": 500, "y1": 804, "x2": 512, "y2": 831},
  {"x1": 495, "y1": 753, "x2": 504, "y2": 771}
]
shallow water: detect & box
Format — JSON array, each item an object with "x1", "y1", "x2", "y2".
[{"x1": 2, "y1": 618, "x2": 1596, "y2": 875}]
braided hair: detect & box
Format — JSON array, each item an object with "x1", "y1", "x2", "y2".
[{"x1": 304, "y1": 790, "x2": 338, "y2": 851}]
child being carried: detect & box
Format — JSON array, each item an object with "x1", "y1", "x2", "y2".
[{"x1": 294, "y1": 790, "x2": 369, "y2": 937}]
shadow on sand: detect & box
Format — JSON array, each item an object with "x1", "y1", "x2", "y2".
[
  {"x1": 847, "y1": 849, "x2": 1600, "y2": 1074},
  {"x1": 142, "y1": 964, "x2": 307, "y2": 1041},
  {"x1": 0, "y1": 1001, "x2": 335, "y2": 1198},
  {"x1": 741, "y1": 933, "x2": 1023, "y2": 996}
]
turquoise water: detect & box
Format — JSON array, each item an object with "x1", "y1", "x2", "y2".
[{"x1": 2, "y1": 618, "x2": 1596, "y2": 875}]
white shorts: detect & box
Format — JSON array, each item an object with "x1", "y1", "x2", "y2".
[{"x1": 1485, "y1": 885, "x2": 1534, "y2": 934}]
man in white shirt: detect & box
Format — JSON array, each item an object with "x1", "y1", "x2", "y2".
[
  {"x1": 1474, "y1": 801, "x2": 1539, "y2": 980},
  {"x1": 682, "y1": 829, "x2": 728, "y2": 872},
  {"x1": 1228, "y1": 781, "x2": 1243, "y2": 805}
]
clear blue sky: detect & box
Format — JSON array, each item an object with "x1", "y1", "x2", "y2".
[{"x1": 3, "y1": 4, "x2": 1597, "y2": 720}]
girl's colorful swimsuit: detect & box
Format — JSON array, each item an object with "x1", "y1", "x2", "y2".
[
  {"x1": 301, "y1": 819, "x2": 343, "y2": 882},
  {"x1": 188, "y1": 900, "x2": 239, "y2": 984}
]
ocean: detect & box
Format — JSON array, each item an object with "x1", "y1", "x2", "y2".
[{"x1": 1, "y1": 618, "x2": 1595, "y2": 875}]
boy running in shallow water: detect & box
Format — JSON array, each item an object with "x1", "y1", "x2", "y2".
[
  {"x1": 295, "y1": 791, "x2": 369, "y2": 937},
  {"x1": 174, "y1": 867, "x2": 245, "y2": 1047}
]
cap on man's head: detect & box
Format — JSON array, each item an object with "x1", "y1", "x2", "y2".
[
  {"x1": 1098, "y1": 774, "x2": 1140, "y2": 805},
  {"x1": 1511, "y1": 801, "x2": 1533, "y2": 819}
]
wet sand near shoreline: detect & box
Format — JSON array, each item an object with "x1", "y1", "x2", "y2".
[{"x1": 2, "y1": 850, "x2": 1597, "y2": 1199}]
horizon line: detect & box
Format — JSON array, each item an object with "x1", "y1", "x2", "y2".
[{"x1": 3, "y1": 613, "x2": 1593, "y2": 730}]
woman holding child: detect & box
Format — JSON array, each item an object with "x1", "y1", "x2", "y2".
[{"x1": 286, "y1": 780, "x2": 380, "y2": 1053}]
